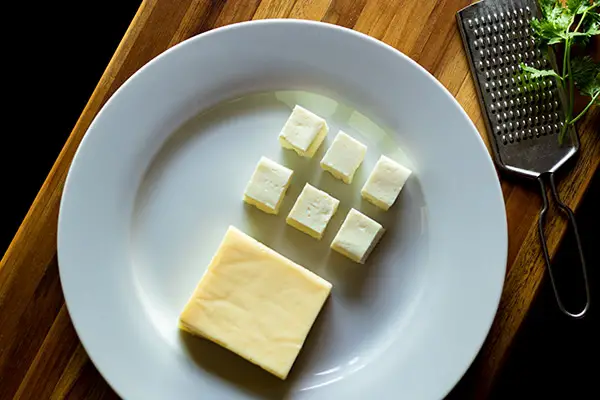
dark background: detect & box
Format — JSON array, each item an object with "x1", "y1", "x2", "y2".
[{"x1": 2, "y1": 1, "x2": 598, "y2": 398}]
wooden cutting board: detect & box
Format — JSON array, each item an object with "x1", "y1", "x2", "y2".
[{"x1": 1, "y1": 0, "x2": 598, "y2": 398}]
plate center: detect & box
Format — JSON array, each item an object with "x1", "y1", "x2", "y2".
[{"x1": 130, "y1": 90, "x2": 429, "y2": 389}]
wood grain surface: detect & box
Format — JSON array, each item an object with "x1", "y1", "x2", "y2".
[{"x1": 1, "y1": 0, "x2": 598, "y2": 399}]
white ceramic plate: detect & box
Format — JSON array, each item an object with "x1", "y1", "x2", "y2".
[{"x1": 58, "y1": 20, "x2": 507, "y2": 400}]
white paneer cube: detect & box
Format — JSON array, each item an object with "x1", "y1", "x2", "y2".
[
  {"x1": 278, "y1": 105, "x2": 328, "y2": 158},
  {"x1": 243, "y1": 157, "x2": 293, "y2": 215},
  {"x1": 286, "y1": 183, "x2": 339, "y2": 239},
  {"x1": 320, "y1": 131, "x2": 367, "y2": 184},
  {"x1": 361, "y1": 155, "x2": 412, "y2": 211},
  {"x1": 331, "y1": 209, "x2": 385, "y2": 263}
]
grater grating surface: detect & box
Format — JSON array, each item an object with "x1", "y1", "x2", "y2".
[
  {"x1": 457, "y1": 0, "x2": 579, "y2": 176},
  {"x1": 457, "y1": 0, "x2": 589, "y2": 318}
]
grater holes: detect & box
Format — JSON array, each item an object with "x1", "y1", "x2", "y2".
[{"x1": 461, "y1": 4, "x2": 569, "y2": 148}]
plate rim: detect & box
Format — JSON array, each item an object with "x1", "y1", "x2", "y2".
[{"x1": 58, "y1": 18, "x2": 508, "y2": 399}]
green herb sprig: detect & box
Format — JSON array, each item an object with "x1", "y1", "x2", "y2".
[{"x1": 520, "y1": 0, "x2": 599, "y2": 143}]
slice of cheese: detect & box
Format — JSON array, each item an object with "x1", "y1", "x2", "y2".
[
  {"x1": 331, "y1": 208, "x2": 385, "y2": 263},
  {"x1": 179, "y1": 226, "x2": 332, "y2": 380},
  {"x1": 320, "y1": 130, "x2": 367, "y2": 184},
  {"x1": 243, "y1": 156, "x2": 293, "y2": 215},
  {"x1": 286, "y1": 183, "x2": 340, "y2": 240},
  {"x1": 361, "y1": 155, "x2": 412, "y2": 211},
  {"x1": 278, "y1": 105, "x2": 328, "y2": 158}
]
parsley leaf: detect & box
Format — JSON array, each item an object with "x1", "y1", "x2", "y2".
[
  {"x1": 571, "y1": 56, "x2": 600, "y2": 99},
  {"x1": 568, "y1": 0, "x2": 591, "y2": 15},
  {"x1": 526, "y1": 0, "x2": 599, "y2": 141},
  {"x1": 520, "y1": 63, "x2": 563, "y2": 81}
]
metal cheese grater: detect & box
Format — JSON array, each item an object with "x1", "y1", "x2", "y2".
[{"x1": 457, "y1": 0, "x2": 590, "y2": 318}]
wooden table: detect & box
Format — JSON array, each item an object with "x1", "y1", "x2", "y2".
[{"x1": 1, "y1": 1, "x2": 598, "y2": 398}]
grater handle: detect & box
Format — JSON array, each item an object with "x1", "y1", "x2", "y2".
[{"x1": 537, "y1": 174, "x2": 590, "y2": 318}]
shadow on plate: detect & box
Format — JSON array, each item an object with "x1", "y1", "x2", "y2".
[
  {"x1": 179, "y1": 300, "x2": 333, "y2": 399},
  {"x1": 179, "y1": 331, "x2": 292, "y2": 399}
]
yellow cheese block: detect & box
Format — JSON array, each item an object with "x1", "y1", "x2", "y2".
[{"x1": 179, "y1": 226, "x2": 332, "y2": 379}]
